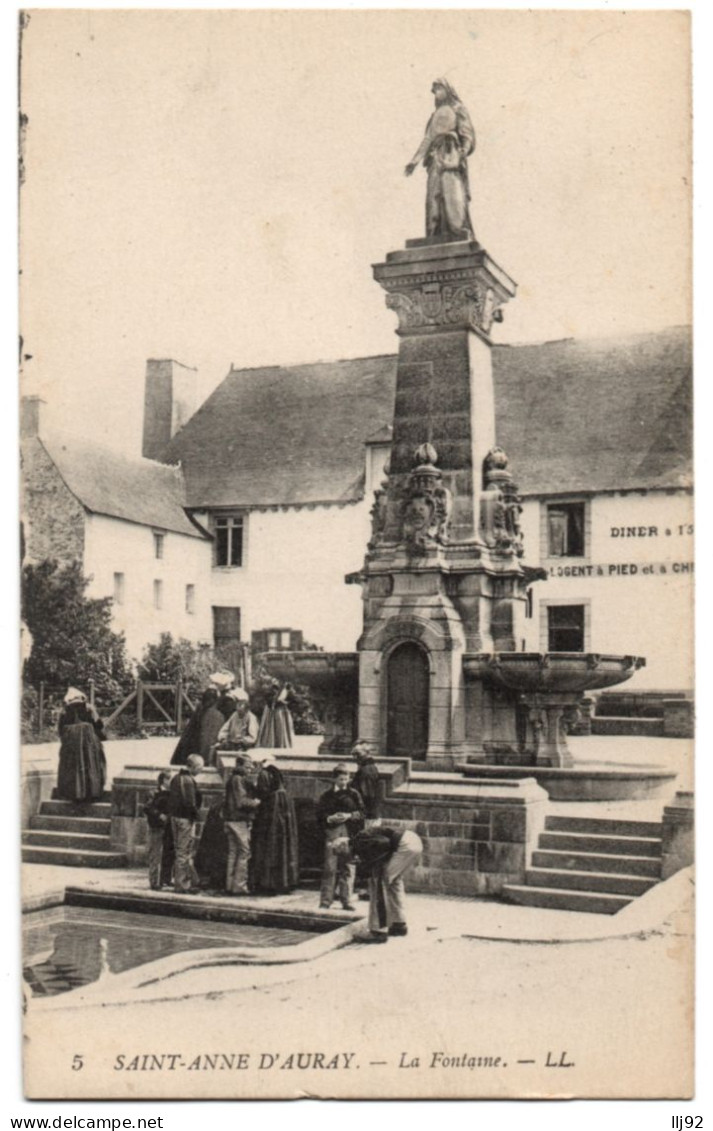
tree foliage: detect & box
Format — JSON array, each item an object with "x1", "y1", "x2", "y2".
[
  {"x1": 139, "y1": 633, "x2": 217, "y2": 703},
  {"x1": 22, "y1": 559, "x2": 133, "y2": 712},
  {"x1": 140, "y1": 633, "x2": 324, "y2": 736}
]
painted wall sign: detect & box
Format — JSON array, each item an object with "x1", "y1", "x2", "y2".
[
  {"x1": 609, "y1": 524, "x2": 694, "y2": 538},
  {"x1": 548, "y1": 561, "x2": 694, "y2": 578}
]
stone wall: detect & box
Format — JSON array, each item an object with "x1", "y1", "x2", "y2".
[
  {"x1": 380, "y1": 779, "x2": 547, "y2": 896},
  {"x1": 21, "y1": 438, "x2": 85, "y2": 566},
  {"x1": 662, "y1": 699, "x2": 694, "y2": 739},
  {"x1": 661, "y1": 790, "x2": 694, "y2": 880},
  {"x1": 110, "y1": 766, "x2": 225, "y2": 865},
  {"x1": 591, "y1": 717, "x2": 664, "y2": 738},
  {"x1": 21, "y1": 756, "x2": 56, "y2": 829}
]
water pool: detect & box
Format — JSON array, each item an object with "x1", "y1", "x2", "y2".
[{"x1": 23, "y1": 906, "x2": 318, "y2": 997}]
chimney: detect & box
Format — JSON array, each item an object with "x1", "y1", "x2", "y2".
[
  {"x1": 20, "y1": 395, "x2": 45, "y2": 439},
  {"x1": 142, "y1": 359, "x2": 197, "y2": 461}
]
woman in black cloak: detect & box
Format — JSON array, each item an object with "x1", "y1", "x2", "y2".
[
  {"x1": 171, "y1": 687, "x2": 225, "y2": 766},
  {"x1": 56, "y1": 687, "x2": 107, "y2": 802},
  {"x1": 250, "y1": 754, "x2": 299, "y2": 894},
  {"x1": 194, "y1": 799, "x2": 229, "y2": 889}
]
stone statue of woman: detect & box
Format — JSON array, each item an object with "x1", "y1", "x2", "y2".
[{"x1": 405, "y1": 78, "x2": 476, "y2": 242}]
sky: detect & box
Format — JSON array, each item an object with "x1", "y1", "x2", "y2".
[{"x1": 19, "y1": 9, "x2": 691, "y2": 455}]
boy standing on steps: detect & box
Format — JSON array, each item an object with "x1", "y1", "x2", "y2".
[
  {"x1": 143, "y1": 770, "x2": 174, "y2": 890},
  {"x1": 316, "y1": 764, "x2": 364, "y2": 911},
  {"x1": 167, "y1": 754, "x2": 204, "y2": 894},
  {"x1": 223, "y1": 753, "x2": 261, "y2": 895}
]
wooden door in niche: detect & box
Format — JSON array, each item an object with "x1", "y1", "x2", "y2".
[{"x1": 386, "y1": 641, "x2": 429, "y2": 758}]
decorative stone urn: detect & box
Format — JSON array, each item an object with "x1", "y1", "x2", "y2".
[{"x1": 464, "y1": 653, "x2": 646, "y2": 766}]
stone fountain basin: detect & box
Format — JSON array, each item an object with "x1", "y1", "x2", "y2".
[{"x1": 464, "y1": 653, "x2": 645, "y2": 695}]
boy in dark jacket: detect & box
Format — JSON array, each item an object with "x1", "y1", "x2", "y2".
[
  {"x1": 143, "y1": 771, "x2": 174, "y2": 890},
  {"x1": 223, "y1": 753, "x2": 261, "y2": 894},
  {"x1": 316, "y1": 764, "x2": 364, "y2": 911},
  {"x1": 167, "y1": 754, "x2": 204, "y2": 893}
]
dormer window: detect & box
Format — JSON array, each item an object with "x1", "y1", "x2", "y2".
[{"x1": 214, "y1": 514, "x2": 244, "y2": 567}]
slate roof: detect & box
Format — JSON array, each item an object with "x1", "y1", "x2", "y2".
[
  {"x1": 163, "y1": 355, "x2": 398, "y2": 508},
  {"x1": 494, "y1": 325, "x2": 692, "y2": 496},
  {"x1": 34, "y1": 432, "x2": 208, "y2": 539},
  {"x1": 162, "y1": 325, "x2": 692, "y2": 507}
]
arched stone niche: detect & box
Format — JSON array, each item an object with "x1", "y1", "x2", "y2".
[{"x1": 358, "y1": 614, "x2": 467, "y2": 767}]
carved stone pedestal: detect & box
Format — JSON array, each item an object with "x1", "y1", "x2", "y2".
[
  {"x1": 354, "y1": 239, "x2": 530, "y2": 769},
  {"x1": 529, "y1": 699, "x2": 575, "y2": 768}
]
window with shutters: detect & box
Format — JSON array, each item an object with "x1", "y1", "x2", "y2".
[{"x1": 252, "y1": 628, "x2": 303, "y2": 652}]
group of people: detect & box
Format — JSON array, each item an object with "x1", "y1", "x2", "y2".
[
  {"x1": 146, "y1": 670, "x2": 299, "y2": 896},
  {"x1": 145, "y1": 747, "x2": 299, "y2": 897},
  {"x1": 170, "y1": 670, "x2": 294, "y2": 768},
  {"x1": 54, "y1": 675, "x2": 422, "y2": 943}
]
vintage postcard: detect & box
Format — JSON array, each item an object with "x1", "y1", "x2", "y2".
[{"x1": 18, "y1": 9, "x2": 694, "y2": 1101}]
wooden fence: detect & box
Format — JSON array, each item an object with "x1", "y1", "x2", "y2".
[
  {"x1": 104, "y1": 679, "x2": 195, "y2": 732},
  {"x1": 29, "y1": 679, "x2": 195, "y2": 735}
]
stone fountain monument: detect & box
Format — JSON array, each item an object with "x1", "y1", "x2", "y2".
[
  {"x1": 263, "y1": 80, "x2": 644, "y2": 772},
  {"x1": 99, "y1": 83, "x2": 678, "y2": 904}
]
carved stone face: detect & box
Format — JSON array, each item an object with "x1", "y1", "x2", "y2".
[{"x1": 405, "y1": 496, "x2": 432, "y2": 531}]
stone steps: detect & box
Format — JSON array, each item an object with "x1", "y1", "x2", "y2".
[
  {"x1": 525, "y1": 867, "x2": 656, "y2": 897},
  {"x1": 40, "y1": 799, "x2": 111, "y2": 819},
  {"x1": 31, "y1": 815, "x2": 111, "y2": 835},
  {"x1": 531, "y1": 849, "x2": 661, "y2": 877},
  {"x1": 503, "y1": 812, "x2": 663, "y2": 914},
  {"x1": 23, "y1": 794, "x2": 123, "y2": 870},
  {"x1": 22, "y1": 845, "x2": 127, "y2": 868},
  {"x1": 538, "y1": 832, "x2": 661, "y2": 857},
  {"x1": 502, "y1": 885, "x2": 632, "y2": 916},
  {"x1": 22, "y1": 830, "x2": 112, "y2": 852},
  {"x1": 545, "y1": 814, "x2": 662, "y2": 838}
]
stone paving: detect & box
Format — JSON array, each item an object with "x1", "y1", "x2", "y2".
[{"x1": 22, "y1": 857, "x2": 693, "y2": 948}]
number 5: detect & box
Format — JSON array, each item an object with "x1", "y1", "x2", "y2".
[{"x1": 72, "y1": 1054, "x2": 84, "y2": 1071}]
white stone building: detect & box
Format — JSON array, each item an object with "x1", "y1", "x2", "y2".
[
  {"x1": 21, "y1": 326, "x2": 692, "y2": 692},
  {"x1": 149, "y1": 325, "x2": 692, "y2": 692},
  {"x1": 21, "y1": 396, "x2": 213, "y2": 662}
]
